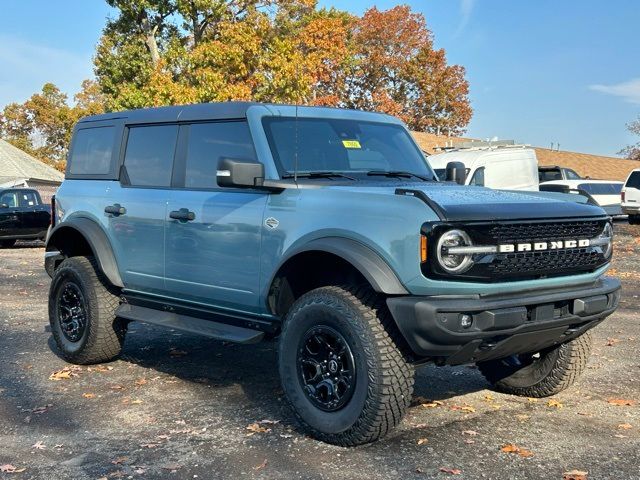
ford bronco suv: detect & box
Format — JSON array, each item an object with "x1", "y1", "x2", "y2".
[{"x1": 45, "y1": 102, "x2": 620, "y2": 446}]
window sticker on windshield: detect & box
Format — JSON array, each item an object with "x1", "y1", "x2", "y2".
[{"x1": 342, "y1": 140, "x2": 361, "y2": 149}]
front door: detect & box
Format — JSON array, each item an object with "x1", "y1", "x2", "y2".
[
  {"x1": 0, "y1": 190, "x2": 21, "y2": 237},
  {"x1": 164, "y1": 121, "x2": 267, "y2": 313}
]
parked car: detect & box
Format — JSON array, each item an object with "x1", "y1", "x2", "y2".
[
  {"x1": 538, "y1": 165, "x2": 582, "y2": 182},
  {"x1": 0, "y1": 187, "x2": 51, "y2": 247},
  {"x1": 622, "y1": 168, "x2": 640, "y2": 224},
  {"x1": 45, "y1": 102, "x2": 619, "y2": 446},
  {"x1": 428, "y1": 144, "x2": 539, "y2": 190},
  {"x1": 540, "y1": 180, "x2": 624, "y2": 217}
]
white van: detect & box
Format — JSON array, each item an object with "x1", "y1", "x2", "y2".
[
  {"x1": 428, "y1": 144, "x2": 539, "y2": 191},
  {"x1": 622, "y1": 168, "x2": 640, "y2": 224}
]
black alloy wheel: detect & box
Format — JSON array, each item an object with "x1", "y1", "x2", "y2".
[{"x1": 297, "y1": 325, "x2": 356, "y2": 412}]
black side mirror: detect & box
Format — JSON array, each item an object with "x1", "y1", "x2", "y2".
[
  {"x1": 217, "y1": 158, "x2": 265, "y2": 189},
  {"x1": 445, "y1": 161, "x2": 466, "y2": 185}
]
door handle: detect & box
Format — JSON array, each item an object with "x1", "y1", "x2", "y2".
[
  {"x1": 169, "y1": 208, "x2": 196, "y2": 222},
  {"x1": 104, "y1": 204, "x2": 126, "y2": 216}
]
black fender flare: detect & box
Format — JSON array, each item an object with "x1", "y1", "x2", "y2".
[
  {"x1": 46, "y1": 217, "x2": 123, "y2": 288},
  {"x1": 274, "y1": 237, "x2": 408, "y2": 295}
]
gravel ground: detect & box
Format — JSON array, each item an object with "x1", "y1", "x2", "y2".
[{"x1": 0, "y1": 228, "x2": 639, "y2": 480}]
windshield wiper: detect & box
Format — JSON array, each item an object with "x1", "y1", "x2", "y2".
[
  {"x1": 282, "y1": 171, "x2": 357, "y2": 181},
  {"x1": 367, "y1": 170, "x2": 433, "y2": 181}
]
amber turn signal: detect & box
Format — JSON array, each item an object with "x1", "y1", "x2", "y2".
[{"x1": 420, "y1": 235, "x2": 428, "y2": 263}]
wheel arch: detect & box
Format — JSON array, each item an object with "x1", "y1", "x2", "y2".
[
  {"x1": 267, "y1": 237, "x2": 407, "y2": 317},
  {"x1": 45, "y1": 218, "x2": 123, "y2": 288}
]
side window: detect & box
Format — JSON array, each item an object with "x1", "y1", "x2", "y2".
[
  {"x1": 0, "y1": 192, "x2": 18, "y2": 207},
  {"x1": 124, "y1": 125, "x2": 179, "y2": 187},
  {"x1": 469, "y1": 167, "x2": 485, "y2": 186},
  {"x1": 564, "y1": 169, "x2": 581, "y2": 180},
  {"x1": 19, "y1": 191, "x2": 39, "y2": 207},
  {"x1": 626, "y1": 171, "x2": 640, "y2": 189},
  {"x1": 69, "y1": 126, "x2": 115, "y2": 175},
  {"x1": 184, "y1": 121, "x2": 257, "y2": 189}
]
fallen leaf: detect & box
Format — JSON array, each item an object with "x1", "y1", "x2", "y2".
[
  {"x1": 111, "y1": 457, "x2": 128, "y2": 465},
  {"x1": 31, "y1": 441, "x2": 46, "y2": 450},
  {"x1": 547, "y1": 399, "x2": 563, "y2": 409},
  {"x1": 258, "y1": 419, "x2": 280, "y2": 425},
  {"x1": 135, "y1": 378, "x2": 147, "y2": 386},
  {"x1": 450, "y1": 404, "x2": 475, "y2": 413},
  {"x1": 420, "y1": 400, "x2": 444, "y2": 408},
  {"x1": 82, "y1": 393, "x2": 96, "y2": 399},
  {"x1": 439, "y1": 467, "x2": 462, "y2": 475},
  {"x1": 526, "y1": 397, "x2": 538, "y2": 403},
  {"x1": 140, "y1": 443, "x2": 160, "y2": 448},
  {"x1": 462, "y1": 430, "x2": 478, "y2": 436},
  {"x1": 500, "y1": 444, "x2": 534, "y2": 457},
  {"x1": 254, "y1": 459, "x2": 268, "y2": 471},
  {"x1": 516, "y1": 414, "x2": 530, "y2": 422},
  {"x1": 0, "y1": 464, "x2": 26, "y2": 474},
  {"x1": 607, "y1": 398, "x2": 636, "y2": 406},
  {"x1": 49, "y1": 368, "x2": 76, "y2": 381},
  {"x1": 605, "y1": 338, "x2": 620, "y2": 346},
  {"x1": 563, "y1": 470, "x2": 588, "y2": 480},
  {"x1": 417, "y1": 438, "x2": 428, "y2": 445},
  {"x1": 618, "y1": 423, "x2": 632, "y2": 430},
  {"x1": 131, "y1": 399, "x2": 143, "y2": 405},
  {"x1": 109, "y1": 384, "x2": 125, "y2": 391},
  {"x1": 246, "y1": 423, "x2": 271, "y2": 436}
]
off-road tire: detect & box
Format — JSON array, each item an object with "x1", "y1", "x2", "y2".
[
  {"x1": 477, "y1": 332, "x2": 592, "y2": 398},
  {"x1": 279, "y1": 285, "x2": 414, "y2": 446},
  {"x1": 0, "y1": 239, "x2": 17, "y2": 248},
  {"x1": 49, "y1": 256, "x2": 126, "y2": 364}
]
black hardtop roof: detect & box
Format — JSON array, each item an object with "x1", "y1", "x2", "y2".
[{"x1": 78, "y1": 101, "x2": 260, "y2": 125}]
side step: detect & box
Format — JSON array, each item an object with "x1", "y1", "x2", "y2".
[{"x1": 115, "y1": 304, "x2": 265, "y2": 344}]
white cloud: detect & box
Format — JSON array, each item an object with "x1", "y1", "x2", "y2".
[
  {"x1": 454, "y1": 0, "x2": 476, "y2": 38},
  {"x1": 589, "y1": 78, "x2": 640, "y2": 105},
  {"x1": 0, "y1": 35, "x2": 94, "y2": 109}
]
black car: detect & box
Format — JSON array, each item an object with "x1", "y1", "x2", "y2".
[{"x1": 0, "y1": 188, "x2": 51, "y2": 247}]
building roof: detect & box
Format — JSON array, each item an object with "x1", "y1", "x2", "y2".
[
  {"x1": 0, "y1": 139, "x2": 64, "y2": 185},
  {"x1": 411, "y1": 132, "x2": 638, "y2": 182}
]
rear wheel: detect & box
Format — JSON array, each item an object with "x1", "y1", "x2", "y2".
[
  {"x1": 279, "y1": 285, "x2": 414, "y2": 446},
  {"x1": 49, "y1": 256, "x2": 126, "y2": 364},
  {"x1": 477, "y1": 332, "x2": 592, "y2": 398},
  {"x1": 0, "y1": 239, "x2": 16, "y2": 248}
]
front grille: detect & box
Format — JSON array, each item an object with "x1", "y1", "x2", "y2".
[
  {"x1": 488, "y1": 248, "x2": 603, "y2": 276},
  {"x1": 485, "y1": 220, "x2": 605, "y2": 243},
  {"x1": 424, "y1": 217, "x2": 610, "y2": 282}
]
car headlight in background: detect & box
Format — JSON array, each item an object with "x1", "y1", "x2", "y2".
[{"x1": 436, "y1": 229, "x2": 475, "y2": 274}]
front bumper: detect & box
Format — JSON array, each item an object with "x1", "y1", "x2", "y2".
[{"x1": 387, "y1": 276, "x2": 621, "y2": 365}]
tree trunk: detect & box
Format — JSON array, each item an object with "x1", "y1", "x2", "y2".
[{"x1": 141, "y1": 17, "x2": 161, "y2": 66}]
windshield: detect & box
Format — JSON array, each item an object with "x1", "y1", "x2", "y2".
[{"x1": 262, "y1": 117, "x2": 436, "y2": 180}]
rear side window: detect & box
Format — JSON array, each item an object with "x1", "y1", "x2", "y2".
[
  {"x1": 469, "y1": 167, "x2": 485, "y2": 186},
  {"x1": 184, "y1": 122, "x2": 256, "y2": 189},
  {"x1": 68, "y1": 126, "x2": 115, "y2": 175},
  {"x1": 539, "y1": 169, "x2": 561, "y2": 182},
  {"x1": 626, "y1": 171, "x2": 640, "y2": 189},
  {"x1": 579, "y1": 183, "x2": 623, "y2": 195},
  {"x1": 564, "y1": 168, "x2": 581, "y2": 180},
  {"x1": 124, "y1": 125, "x2": 179, "y2": 187}
]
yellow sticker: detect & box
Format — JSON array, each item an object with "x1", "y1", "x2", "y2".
[{"x1": 342, "y1": 140, "x2": 361, "y2": 149}]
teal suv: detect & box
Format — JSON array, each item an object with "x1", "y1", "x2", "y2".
[{"x1": 45, "y1": 102, "x2": 620, "y2": 445}]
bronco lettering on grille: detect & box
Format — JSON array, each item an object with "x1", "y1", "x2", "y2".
[{"x1": 498, "y1": 239, "x2": 590, "y2": 253}]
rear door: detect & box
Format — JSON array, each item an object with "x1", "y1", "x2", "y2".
[
  {"x1": 0, "y1": 190, "x2": 21, "y2": 237},
  {"x1": 164, "y1": 121, "x2": 268, "y2": 313},
  {"x1": 107, "y1": 124, "x2": 178, "y2": 295},
  {"x1": 624, "y1": 171, "x2": 640, "y2": 205}
]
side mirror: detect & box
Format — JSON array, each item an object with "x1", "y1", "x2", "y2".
[
  {"x1": 217, "y1": 158, "x2": 265, "y2": 189},
  {"x1": 445, "y1": 161, "x2": 466, "y2": 185}
]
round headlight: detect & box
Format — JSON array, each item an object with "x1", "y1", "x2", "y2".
[
  {"x1": 599, "y1": 222, "x2": 613, "y2": 258},
  {"x1": 436, "y1": 229, "x2": 474, "y2": 274}
]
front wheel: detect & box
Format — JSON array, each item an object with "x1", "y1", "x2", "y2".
[
  {"x1": 279, "y1": 285, "x2": 414, "y2": 446},
  {"x1": 477, "y1": 332, "x2": 592, "y2": 398}
]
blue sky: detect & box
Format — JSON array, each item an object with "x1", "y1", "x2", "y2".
[{"x1": 0, "y1": 0, "x2": 638, "y2": 156}]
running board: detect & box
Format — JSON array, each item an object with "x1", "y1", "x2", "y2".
[{"x1": 115, "y1": 304, "x2": 265, "y2": 344}]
